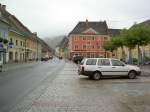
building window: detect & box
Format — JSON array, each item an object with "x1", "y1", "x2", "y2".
[
  {"x1": 83, "y1": 53, "x2": 86, "y2": 57},
  {"x1": 16, "y1": 40, "x2": 18, "y2": 46},
  {"x1": 88, "y1": 36, "x2": 91, "y2": 40},
  {"x1": 83, "y1": 45, "x2": 86, "y2": 49},
  {"x1": 92, "y1": 37, "x2": 95, "y2": 40},
  {"x1": 92, "y1": 45, "x2": 94, "y2": 49},
  {"x1": 83, "y1": 37, "x2": 86, "y2": 40},
  {"x1": 97, "y1": 46, "x2": 100, "y2": 49},
  {"x1": 104, "y1": 37, "x2": 108, "y2": 40},
  {"x1": 87, "y1": 45, "x2": 90, "y2": 49},
  {"x1": 20, "y1": 41, "x2": 22, "y2": 46},
  {"x1": 74, "y1": 36, "x2": 78, "y2": 41},
  {"x1": 91, "y1": 54, "x2": 95, "y2": 58},
  {"x1": 23, "y1": 42, "x2": 25, "y2": 47},
  {"x1": 75, "y1": 45, "x2": 78, "y2": 50},
  {"x1": 87, "y1": 41, "x2": 90, "y2": 44},
  {"x1": 87, "y1": 53, "x2": 90, "y2": 58}
]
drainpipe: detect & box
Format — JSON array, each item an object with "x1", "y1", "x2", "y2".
[
  {"x1": 25, "y1": 39, "x2": 27, "y2": 62},
  {"x1": 36, "y1": 37, "x2": 38, "y2": 61}
]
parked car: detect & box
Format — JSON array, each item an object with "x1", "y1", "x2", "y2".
[
  {"x1": 59, "y1": 56, "x2": 63, "y2": 59},
  {"x1": 144, "y1": 61, "x2": 150, "y2": 65},
  {"x1": 49, "y1": 56, "x2": 53, "y2": 59},
  {"x1": 73, "y1": 55, "x2": 83, "y2": 64},
  {"x1": 78, "y1": 58, "x2": 141, "y2": 80},
  {"x1": 41, "y1": 57, "x2": 49, "y2": 61},
  {"x1": 0, "y1": 53, "x2": 3, "y2": 72}
]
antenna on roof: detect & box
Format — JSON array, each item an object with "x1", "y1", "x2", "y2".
[{"x1": 86, "y1": 19, "x2": 89, "y2": 28}]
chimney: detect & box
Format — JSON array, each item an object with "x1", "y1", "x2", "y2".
[
  {"x1": 33, "y1": 32, "x2": 37, "y2": 36},
  {"x1": 86, "y1": 19, "x2": 89, "y2": 27},
  {"x1": 2, "y1": 5, "x2": 6, "y2": 10}
]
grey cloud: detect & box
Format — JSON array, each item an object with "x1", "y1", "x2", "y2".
[{"x1": 1, "y1": 0, "x2": 150, "y2": 38}]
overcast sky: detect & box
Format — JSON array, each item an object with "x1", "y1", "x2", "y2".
[{"x1": 1, "y1": 0, "x2": 150, "y2": 38}]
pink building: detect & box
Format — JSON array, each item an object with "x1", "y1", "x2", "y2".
[{"x1": 68, "y1": 20, "x2": 120, "y2": 59}]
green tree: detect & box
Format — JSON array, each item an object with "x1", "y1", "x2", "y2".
[
  {"x1": 129, "y1": 24, "x2": 150, "y2": 65},
  {"x1": 111, "y1": 35, "x2": 125, "y2": 60},
  {"x1": 103, "y1": 41, "x2": 117, "y2": 58},
  {"x1": 123, "y1": 29, "x2": 137, "y2": 64}
]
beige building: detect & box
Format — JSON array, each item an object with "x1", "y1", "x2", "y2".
[{"x1": 8, "y1": 31, "x2": 26, "y2": 62}]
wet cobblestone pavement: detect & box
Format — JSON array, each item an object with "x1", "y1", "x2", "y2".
[{"x1": 27, "y1": 62, "x2": 150, "y2": 112}]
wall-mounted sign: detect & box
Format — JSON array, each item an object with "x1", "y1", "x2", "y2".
[{"x1": 8, "y1": 42, "x2": 14, "y2": 48}]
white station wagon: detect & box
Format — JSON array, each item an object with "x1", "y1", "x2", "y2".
[{"x1": 78, "y1": 58, "x2": 141, "y2": 80}]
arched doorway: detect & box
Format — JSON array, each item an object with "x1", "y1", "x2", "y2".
[
  {"x1": 9, "y1": 52, "x2": 13, "y2": 62},
  {"x1": 15, "y1": 52, "x2": 18, "y2": 62}
]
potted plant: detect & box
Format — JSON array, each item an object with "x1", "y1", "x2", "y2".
[
  {"x1": 3, "y1": 39, "x2": 8, "y2": 44},
  {"x1": 132, "y1": 58, "x2": 138, "y2": 65}
]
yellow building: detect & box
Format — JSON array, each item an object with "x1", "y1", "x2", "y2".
[
  {"x1": 1, "y1": 4, "x2": 51, "y2": 63},
  {"x1": 8, "y1": 31, "x2": 26, "y2": 62},
  {"x1": 115, "y1": 44, "x2": 150, "y2": 64},
  {"x1": 114, "y1": 20, "x2": 150, "y2": 63}
]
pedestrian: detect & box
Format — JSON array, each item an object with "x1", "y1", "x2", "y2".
[{"x1": 0, "y1": 53, "x2": 3, "y2": 72}]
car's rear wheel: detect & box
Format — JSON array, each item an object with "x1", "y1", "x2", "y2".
[
  {"x1": 92, "y1": 72, "x2": 101, "y2": 80},
  {"x1": 128, "y1": 71, "x2": 137, "y2": 79}
]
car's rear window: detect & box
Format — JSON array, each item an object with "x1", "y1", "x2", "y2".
[
  {"x1": 98, "y1": 59, "x2": 110, "y2": 66},
  {"x1": 86, "y1": 59, "x2": 97, "y2": 65}
]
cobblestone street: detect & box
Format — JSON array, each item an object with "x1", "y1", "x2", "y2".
[{"x1": 24, "y1": 62, "x2": 150, "y2": 112}]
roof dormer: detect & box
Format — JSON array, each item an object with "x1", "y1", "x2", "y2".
[{"x1": 82, "y1": 28, "x2": 98, "y2": 34}]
